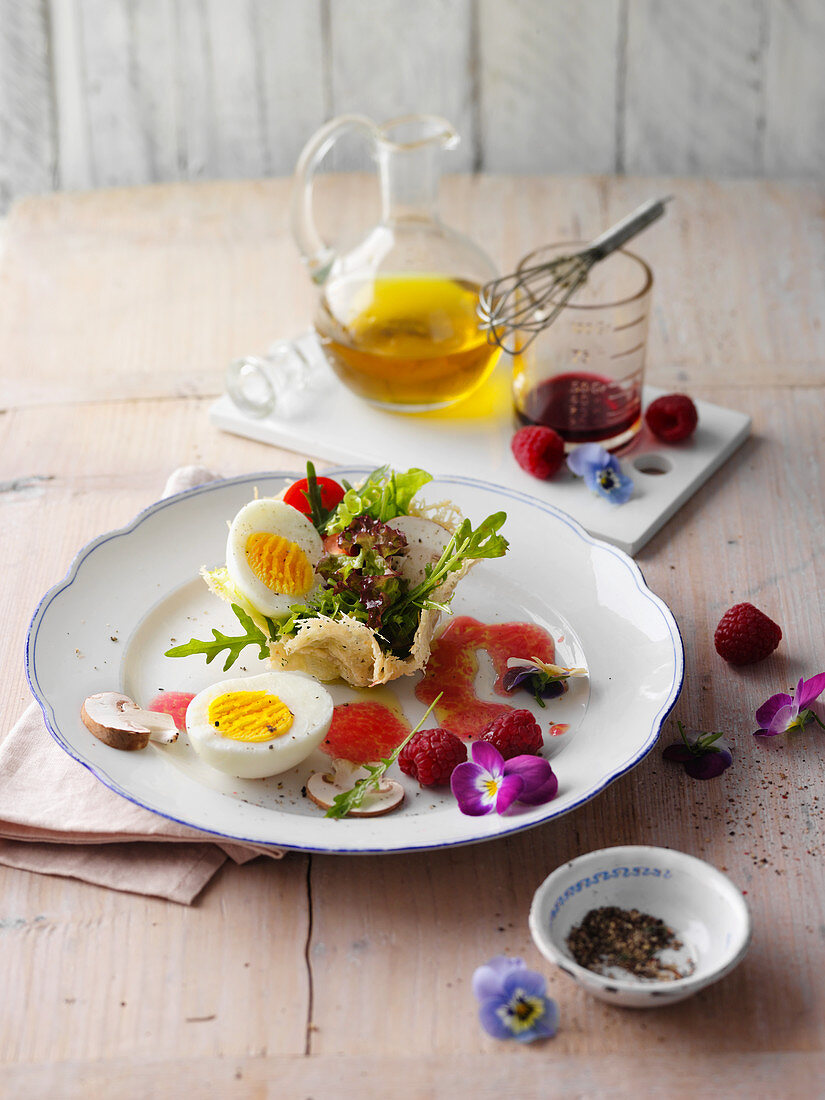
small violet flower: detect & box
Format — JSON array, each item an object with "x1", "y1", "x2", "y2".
[
  {"x1": 754, "y1": 672, "x2": 825, "y2": 738},
  {"x1": 662, "y1": 721, "x2": 733, "y2": 780},
  {"x1": 450, "y1": 741, "x2": 558, "y2": 816},
  {"x1": 472, "y1": 956, "x2": 559, "y2": 1043},
  {"x1": 502, "y1": 656, "x2": 588, "y2": 709},
  {"x1": 567, "y1": 443, "x2": 633, "y2": 505}
]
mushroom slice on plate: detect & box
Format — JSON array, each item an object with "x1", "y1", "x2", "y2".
[
  {"x1": 80, "y1": 692, "x2": 179, "y2": 751},
  {"x1": 306, "y1": 759, "x2": 405, "y2": 817},
  {"x1": 389, "y1": 515, "x2": 453, "y2": 586}
]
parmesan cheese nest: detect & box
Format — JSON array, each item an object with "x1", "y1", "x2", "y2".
[{"x1": 204, "y1": 493, "x2": 468, "y2": 687}]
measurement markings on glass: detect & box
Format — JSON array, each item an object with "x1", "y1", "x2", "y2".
[{"x1": 611, "y1": 342, "x2": 646, "y2": 360}]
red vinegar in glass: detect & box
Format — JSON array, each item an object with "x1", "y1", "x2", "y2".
[{"x1": 515, "y1": 370, "x2": 642, "y2": 445}]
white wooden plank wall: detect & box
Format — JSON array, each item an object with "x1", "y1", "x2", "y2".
[
  {"x1": 1, "y1": 0, "x2": 824, "y2": 211},
  {"x1": 479, "y1": 0, "x2": 623, "y2": 174},
  {"x1": 0, "y1": 0, "x2": 53, "y2": 207},
  {"x1": 624, "y1": 0, "x2": 768, "y2": 176}
]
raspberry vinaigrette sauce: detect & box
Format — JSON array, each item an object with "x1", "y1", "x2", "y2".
[
  {"x1": 415, "y1": 616, "x2": 556, "y2": 739},
  {"x1": 321, "y1": 699, "x2": 411, "y2": 765},
  {"x1": 515, "y1": 371, "x2": 642, "y2": 445}
]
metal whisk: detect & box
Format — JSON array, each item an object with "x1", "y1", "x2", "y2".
[{"x1": 478, "y1": 196, "x2": 671, "y2": 354}]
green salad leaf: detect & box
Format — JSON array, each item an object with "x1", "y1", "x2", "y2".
[
  {"x1": 325, "y1": 466, "x2": 432, "y2": 533},
  {"x1": 165, "y1": 604, "x2": 276, "y2": 671},
  {"x1": 280, "y1": 509, "x2": 509, "y2": 656}
]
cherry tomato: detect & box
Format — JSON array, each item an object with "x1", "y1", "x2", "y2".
[{"x1": 283, "y1": 475, "x2": 345, "y2": 517}]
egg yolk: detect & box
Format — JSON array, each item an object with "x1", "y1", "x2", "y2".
[
  {"x1": 207, "y1": 691, "x2": 294, "y2": 742},
  {"x1": 245, "y1": 532, "x2": 314, "y2": 595}
]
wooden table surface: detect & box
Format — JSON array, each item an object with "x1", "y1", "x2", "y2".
[{"x1": 1, "y1": 175, "x2": 824, "y2": 1098}]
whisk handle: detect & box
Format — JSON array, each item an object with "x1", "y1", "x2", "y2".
[{"x1": 586, "y1": 196, "x2": 672, "y2": 261}]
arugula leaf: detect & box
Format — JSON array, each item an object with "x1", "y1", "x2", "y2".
[
  {"x1": 381, "y1": 511, "x2": 509, "y2": 651},
  {"x1": 165, "y1": 603, "x2": 274, "y2": 672},
  {"x1": 325, "y1": 695, "x2": 442, "y2": 818},
  {"x1": 454, "y1": 512, "x2": 509, "y2": 559}
]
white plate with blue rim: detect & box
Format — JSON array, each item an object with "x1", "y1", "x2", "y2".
[{"x1": 26, "y1": 469, "x2": 684, "y2": 853}]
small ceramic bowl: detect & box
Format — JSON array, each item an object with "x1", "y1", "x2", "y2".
[{"x1": 529, "y1": 845, "x2": 751, "y2": 1008}]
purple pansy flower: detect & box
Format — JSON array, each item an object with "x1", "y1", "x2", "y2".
[
  {"x1": 754, "y1": 672, "x2": 825, "y2": 738},
  {"x1": 662, "y1": 721, "x2": 733, "y2": 779},
  {"x1": 502, "y1": 657, "x2": 588, "y2": 709},
  {"x1": 472, "y1": 956, "x2": 559, "y2": 1043},
  {"x1": 450, "y1": 741, "x2": 558, "y2": 816},
  {"x1": 567, "y1": 443, "x2": 633, "y2": 505}
]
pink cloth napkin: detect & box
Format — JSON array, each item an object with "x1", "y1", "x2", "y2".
[{"x1": 0, "y1": 467, "x2": 284, "y2": 904}]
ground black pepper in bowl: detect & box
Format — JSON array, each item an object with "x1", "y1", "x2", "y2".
[{"x1": 566, "y1": 906, "x2": 693, "y2": 980}]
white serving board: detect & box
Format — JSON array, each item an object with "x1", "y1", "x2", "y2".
[{"x1": 210, "y1": 332, "x2": 751, "y2": 556}]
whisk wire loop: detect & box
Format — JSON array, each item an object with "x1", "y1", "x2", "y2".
[{"x1": 477, "y1": 196, "x2": 670, "y2": 355}]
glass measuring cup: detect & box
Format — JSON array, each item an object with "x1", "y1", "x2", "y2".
[{"x1": 511, "y1": 244, "x2": 653, "y2": 452}]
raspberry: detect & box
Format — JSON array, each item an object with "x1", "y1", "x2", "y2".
[
  {"x1": 511, "y1": 426, "x2": 566, "y2": 479},
  {"x1": 714, "y1": 603, "x2": 782, "y2": 665},
  {"x1": 398, "y1": 728, "x2": 467, "y2": 787},
  {"x1": 645, "y1": 394, "x2": 698, "y2": 443},
  {"x1": 480, "y1": 709, "x2": 543, "y2": 759}
]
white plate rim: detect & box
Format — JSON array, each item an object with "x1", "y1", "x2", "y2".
[{"x1": 26, "y1": 470, "x2": 685, "y2": 853}]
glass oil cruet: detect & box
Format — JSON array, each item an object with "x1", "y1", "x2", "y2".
[{"x1": 291, "y1": 114, "x2": 500, "y2": 412}]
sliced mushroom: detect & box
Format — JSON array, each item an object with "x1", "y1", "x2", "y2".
[
  {"x1": 306, "y1": 758, "x2": 405, "y2": 817},
  {"x1": 389, "y1": 515, "x2": 452, "y2": 587},
  {"x1": 80, "y1": 692, "x2": 179, "y2": 751}
]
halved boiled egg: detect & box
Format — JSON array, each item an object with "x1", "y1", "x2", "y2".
[
  {"x1": 226, "y1": 498, "x2": 323, "y2": 618},
  {"x1": 186, "y1": 671, "x2": 333, "y2": 778}
]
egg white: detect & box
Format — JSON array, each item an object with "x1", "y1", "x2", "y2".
[
  {"x1": 226, "y1": 498, "x2": 324, "y2": 618},
  {"x1": 185, "y1": 671, "x2": 333, "y2": 779}
]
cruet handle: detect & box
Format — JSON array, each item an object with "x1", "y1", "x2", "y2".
[{"x1": 290, "y1": 114, "x2": 379, "y2": 285}]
